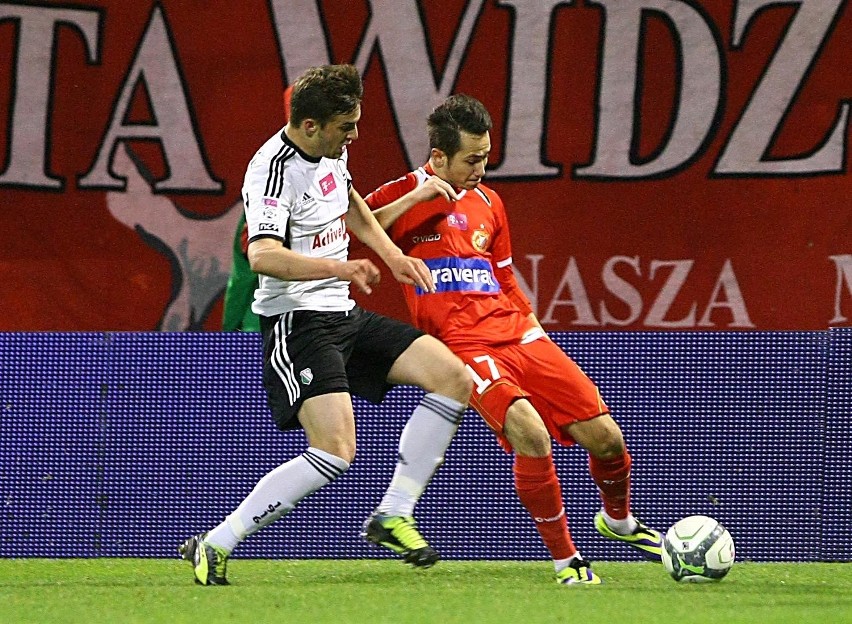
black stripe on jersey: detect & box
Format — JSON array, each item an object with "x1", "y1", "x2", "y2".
[
  {"x1": 264, "y1": 145, "x2": 293, "y2": 197},
  {"x1": 248, "y1": 233, "x2": 284, "y2": 245},
  {"x1": 420, "y1": 394, "x2": 464, "y2": 425},
  {"x1": 303, "y1": 450, "x2": 345, "y2": 481},
  {"x1": 473, "y1": 187, "x2": 491, "y2": 207},
  {"x1": 264, "y1": 145, "x2": 286, "y2": 197},
  {"x1": 265, "y1": 145, "x2": 296, "y2": 197}
]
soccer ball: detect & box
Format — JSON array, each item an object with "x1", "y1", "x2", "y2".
[{"x1": 661, "y1": 515, "x2": 735, "y2": 583}]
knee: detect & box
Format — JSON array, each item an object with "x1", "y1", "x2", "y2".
[
  {"x1": 506, "y1": 409, "x2": 551, "y2": 457},
  {"x1": 514, "y1": 427, "x2": 551, "y2": 457},
  {"x1": 587, "y1": 429, "x2": 625, "y2": 459},
  {"x1": 569, "y1": 414, "x2": 626, "y2": 459},
  {"x1": 314, "y1": 439, "x2": 356, "y2": 465},
  {"x1": 443, "y1": 357, "x2": 473, "y2": 404},
  {"x1": 337, "y1": 442, "x2": 357, "y2": 465}
]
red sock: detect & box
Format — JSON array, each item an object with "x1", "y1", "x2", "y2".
[
  {"x1": 513, "y1": 454, "x2": 576, "y2": 560},
  {"x1": 589, "y1": 449, "x2": 632, "y2": 520}
]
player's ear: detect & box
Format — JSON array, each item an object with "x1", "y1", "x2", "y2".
[
  {"x1": 303, "y1": 119, "x2": 319, "y2": 136},
  {"x1": 431, "y1": 148, "x2": 446, "y2": 167}
]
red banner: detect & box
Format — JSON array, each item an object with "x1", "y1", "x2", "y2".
[{"x1": 1, "y1": 1, "x2": 850, "y2": 330}]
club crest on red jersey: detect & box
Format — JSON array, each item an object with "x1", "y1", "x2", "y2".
[{"x1": 471, "y1": 229, "x2": 489, "y2": 252}]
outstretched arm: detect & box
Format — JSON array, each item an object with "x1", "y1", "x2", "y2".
[
  {"x1": 372, "y1": 175, "x2": 458, "y2": 230},
  {"x1": 248, "y1": 238, "x2": 382, "y2": 295},
  {"x1": 347, "y1": 188, "x2": 436, "y2": 293}
]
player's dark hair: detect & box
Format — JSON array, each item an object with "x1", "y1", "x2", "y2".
[
  {"x1": 289, "y1": 64, "x2": 363, "y2": 126},
  {"x1": 427, "y1": 94, "x2": 492, "y2": 157}
]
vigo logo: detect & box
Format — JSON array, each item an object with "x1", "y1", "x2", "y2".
[{"x1": 412, "y1": 233, "x2": 441, "y2": 244}]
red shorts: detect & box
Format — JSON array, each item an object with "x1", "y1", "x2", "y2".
[{"x1": 452, "y1": 337, "x2": 609, "y2": 452}]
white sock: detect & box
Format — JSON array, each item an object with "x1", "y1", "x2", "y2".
[
  {"x1": 377, "y1": 393, "x2": 464, "y2": 517},
  {"x1": 206, "y1": 447, "x2": 349, "y2": 553},
  {"x1": 602, "y1": 509, "x2": 638, "y2": 535},
  {"x1": 554, "y1": 553, "x2": 581, "y2": 573}
]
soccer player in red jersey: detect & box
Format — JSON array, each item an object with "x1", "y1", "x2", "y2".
[{"x1": 365, "y1": 94, "x2": 663, "y2": 585}]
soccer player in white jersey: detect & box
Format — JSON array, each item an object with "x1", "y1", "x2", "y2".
[{"x1": 179, "y1": 65, "x2": 472, "y2": 585}]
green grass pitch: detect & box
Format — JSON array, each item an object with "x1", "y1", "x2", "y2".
[{"x1": 1, "y1": 559, "x2": 850, "y2": 624}]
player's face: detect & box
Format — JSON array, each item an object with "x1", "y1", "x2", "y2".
[
  {"x1": 444, "y1": 131, "x2": 490, "y2": 190},
  {"x1": 317, "y1": 106, "x2": 361, "y2": 158}
]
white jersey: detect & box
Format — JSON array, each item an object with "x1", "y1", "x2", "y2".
[{"x1": 242, "y1": 128, "x2": 355, "y2": 315}]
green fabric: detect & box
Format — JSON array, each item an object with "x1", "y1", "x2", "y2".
[{"x1": 222, "y1": 212, "x2": 260, "y2": 332}]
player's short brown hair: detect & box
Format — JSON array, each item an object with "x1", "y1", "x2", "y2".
[
  {"x1": 289, "y1": 64, "x2": 363, "y2": 126},
  {"x1": 427, "y1": 94, "x2": 492, "y2": 157}
]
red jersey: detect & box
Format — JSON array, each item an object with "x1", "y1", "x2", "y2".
[{"x1": 366, "y1": 165, "x2": 539, "y2": 347}]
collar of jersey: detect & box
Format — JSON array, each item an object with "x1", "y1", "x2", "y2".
[
  {"x1": 280, "y1": 127, "x2": 324, "y2": 163},
  {"x1": 423, "y1": 162, "x2": 465, "y2": 195}
]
